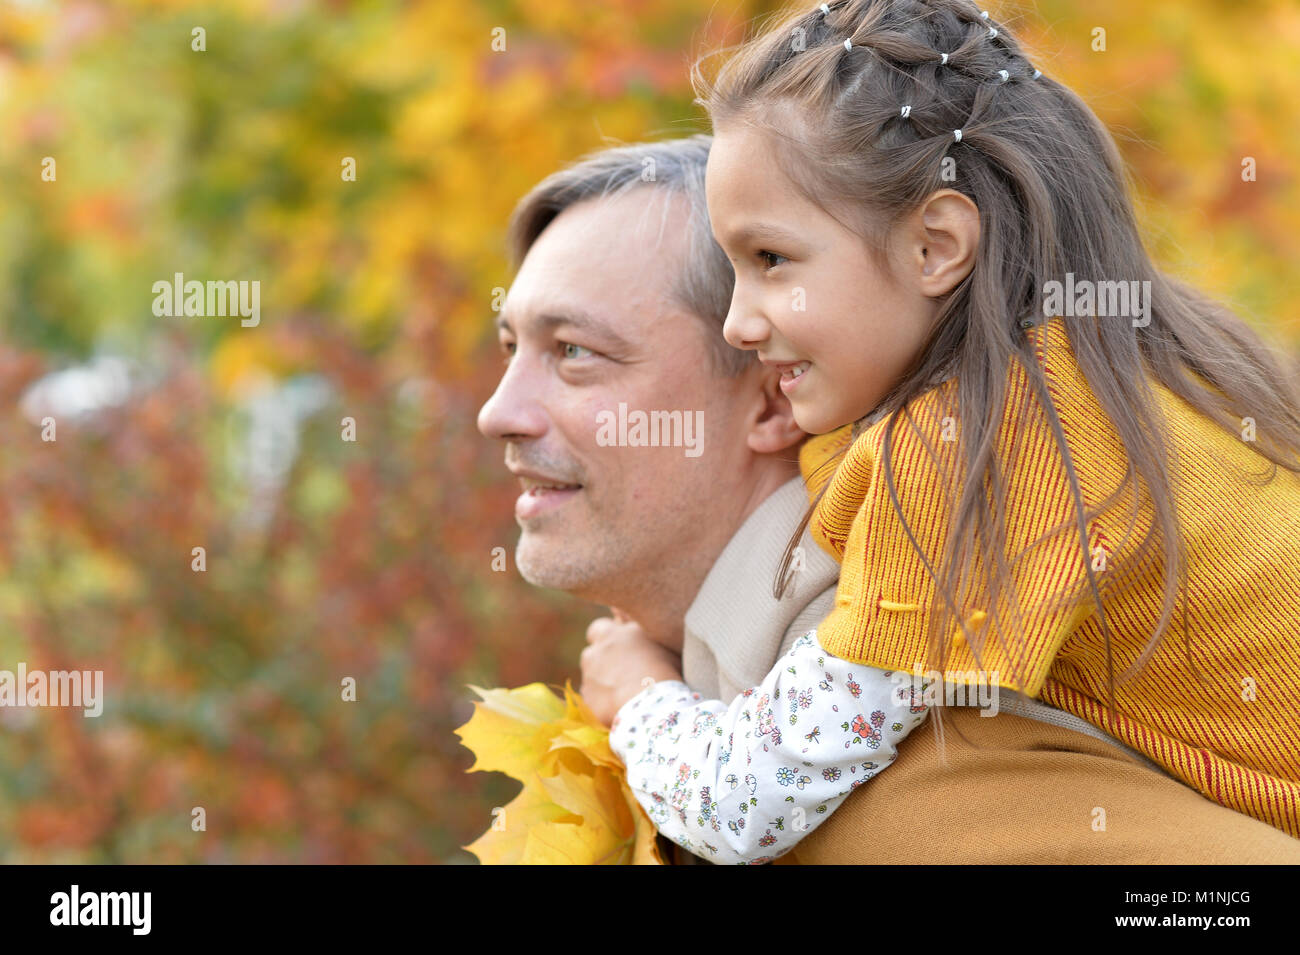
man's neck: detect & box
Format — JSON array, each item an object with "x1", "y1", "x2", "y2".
[
  {"x1": 734, "y1": 456, "x2": 802, "y2": 536},
  {"x1": 595, "y1": 457, "x2": 800, "y2": 654}
]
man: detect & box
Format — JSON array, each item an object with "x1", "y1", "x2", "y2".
[
  {"x1": 479, "y1": 135, "x2": 1300, "y2": 864},
  {"x1": 477, "y1": 134, "x2": 840, "y2": 709}
]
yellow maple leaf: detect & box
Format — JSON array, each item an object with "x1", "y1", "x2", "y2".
[
  {"x1": 457, "y1": 683, "x2": 566, "y2": 780},
  {"x1": 462, "y1": 783, "x2": 576, "y2": 865},
  {"x1": 454, "y1": 682, "x2": 664, "y2": 865}
]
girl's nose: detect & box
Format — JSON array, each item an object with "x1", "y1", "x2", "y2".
[{"x1": 722, "y1": 298, "x2": 770, "y2": 351}]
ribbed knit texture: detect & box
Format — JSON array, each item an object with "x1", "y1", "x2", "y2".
[
  {"x1": 681, "y1": 476, "x2": 839, "y2": 702},
  {"x1": 798, "y1": 315, "x2": 1300, "y2": 837}
]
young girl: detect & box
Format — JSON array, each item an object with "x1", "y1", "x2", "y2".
[{"x1": 587, "y1": 0, "x2": 1300, "y2": 864}]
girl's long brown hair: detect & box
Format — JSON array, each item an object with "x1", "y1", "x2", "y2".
[{"x1": 693, "y1": 0, "x2": 1300, "y2": 740}]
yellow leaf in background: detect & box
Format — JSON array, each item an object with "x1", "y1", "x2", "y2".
[
  {"x1": 455, "y1": 682, "x2": 664, "y2": 865},
  {"x1": 210, "y1": 335, "x2": 281, "y2": 401}
]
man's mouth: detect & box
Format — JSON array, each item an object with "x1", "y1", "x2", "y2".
[
  {"x1": 515, "y1": 477, "x2": 583, "y2": 520},
  {"x1": 520, "y1": 477, "x2": 582, "y2": 492}
]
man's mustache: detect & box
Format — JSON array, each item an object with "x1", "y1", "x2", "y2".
[{"x1": 504, "y1": 445, "x2": 585, "y2": 485}]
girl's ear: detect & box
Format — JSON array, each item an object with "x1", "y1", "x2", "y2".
[
  {"x1": 747, "y1": 363, "x2": 806, "y2": 454},
  {"x1": 906, "y1": 189, "x2": 980, "y2": 298}
]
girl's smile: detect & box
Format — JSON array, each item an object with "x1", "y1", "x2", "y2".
[{"x1": 763, "y1": 357, "x2": 811, "y2": 394}]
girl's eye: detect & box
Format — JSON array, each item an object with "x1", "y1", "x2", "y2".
[
  {"x1": 758, "y1": 251, "x2": 788, "y2": 271},
  {"x1": 500, "y1": 340, "x2": 517, "y2": 364},
  {"x1": 561, "y1": 342, "x2": 594, "y2": 360}
]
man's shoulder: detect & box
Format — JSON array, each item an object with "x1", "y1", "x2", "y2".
[{"x1": 682, "y1": 475, "x2": 841, "y2": 699}]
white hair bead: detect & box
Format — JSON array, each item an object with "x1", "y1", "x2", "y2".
[
  {"x1": 940, "y1": 52, "x2": 949, "y2": 65},
  {"x1": 1032, "y1": 69, "x2": 1042, "y2": 79},
  {"x1": 900, "y1": 105, "x2": 912, "y2": 118},
  {"x1": 844, "y1": 38, "x2": 852, "y2": 51},
  {"x1": 953, "y1": 129, "x2": 963, "y2": 142},
  {"x1": 998, "y1": 69, "x2": 1009, "y2": 83},
  {"x1": 819, "y1": 3, "x2": 830, "y2": 14},
  {"x1": 989, "y1": 27, "x2": 998, "y2": 39}
]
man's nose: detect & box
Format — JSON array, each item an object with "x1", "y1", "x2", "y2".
[
  {"x1": 722, "y1": 290, "x2": 770, "y2": 351},
  {"x1": 477, "y1": 355, "x2": 548, "y2": 442}
]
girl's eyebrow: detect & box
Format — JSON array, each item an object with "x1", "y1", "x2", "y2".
[{"x1": 724, "y1": 221, "x2": 803, "y2": 247}]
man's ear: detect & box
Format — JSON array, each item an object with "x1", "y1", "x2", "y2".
[{"x1": 746, "y1": 363, "x2": 806, "y2": 454}]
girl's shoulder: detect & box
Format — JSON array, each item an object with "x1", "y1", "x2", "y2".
[
  {"x1": 797, "y1": 423, "x2": 856, "y2": 503},
  {"x1": 803, "y1": 313, "x2": 1298, "y2": 564}
]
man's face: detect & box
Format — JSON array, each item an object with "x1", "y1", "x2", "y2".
[{"x1": 477, "y1": 189, "x2": 756, "y2": 604}]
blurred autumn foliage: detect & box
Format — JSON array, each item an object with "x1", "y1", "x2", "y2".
[{"x1": 0, "y1": 0, "x2": 1295, "y2": 862}]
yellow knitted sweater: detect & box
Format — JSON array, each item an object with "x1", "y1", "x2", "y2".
[{"x1": 798, "y1": 315, "x2": 1300, "y2": 837}]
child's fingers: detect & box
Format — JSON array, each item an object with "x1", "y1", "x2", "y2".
[{"x1": 585, "y1": 616, "x2": 616, "y2": 644}]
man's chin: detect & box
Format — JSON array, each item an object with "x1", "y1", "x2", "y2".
[
  {"x1": 515, "y1": 536, "x2": 615, "y2": 596},
  {"x1": 516, "y1": 539, "x2": 586, "y2": 589}
]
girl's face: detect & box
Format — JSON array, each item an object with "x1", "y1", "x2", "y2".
[{"x1": 705, "y1": 123, "x2": 940, "y2": 435}]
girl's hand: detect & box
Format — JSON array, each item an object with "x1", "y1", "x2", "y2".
[{"x1": 579, "y1": 614, "x2": 684, "y2": 727}]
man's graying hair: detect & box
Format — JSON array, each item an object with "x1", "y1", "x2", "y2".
[{"x1": 506, "y1": 134, "x2": 752, "y2": 377}]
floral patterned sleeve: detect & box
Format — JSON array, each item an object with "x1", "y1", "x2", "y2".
[{"x1": 608, "y1": 630, "x2": 931, "y2": 865}]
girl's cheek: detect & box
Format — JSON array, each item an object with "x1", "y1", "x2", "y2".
[{"x1": 769, "y1": 290, "x2": 798, "y2": 330}]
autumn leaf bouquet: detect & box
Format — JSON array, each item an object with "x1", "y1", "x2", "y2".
[{"x1": 455, "y1": 682, "x2": 664, "y2": 865}]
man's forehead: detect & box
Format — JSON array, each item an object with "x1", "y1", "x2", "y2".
[{"x1": 500, "y1": 190, "x2": 698, "y2": 339}]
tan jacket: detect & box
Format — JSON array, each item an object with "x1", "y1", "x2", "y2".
[{"x1": 775, "y1": 705, "x2": 1300, "y2": 864}]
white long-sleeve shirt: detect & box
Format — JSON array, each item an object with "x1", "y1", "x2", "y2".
[{"x1": 609, "y1": 630, "x2": 931, "y2": 865}]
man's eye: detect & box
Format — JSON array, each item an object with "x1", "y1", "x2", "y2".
[
  {"x1": 758, "y1": 251, "x2": 788, "y2": 271},
  {"x1": 561, "y1": 342, "x2": 594, "y2": 360}
]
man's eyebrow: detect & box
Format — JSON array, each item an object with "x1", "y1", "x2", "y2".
[{"x1": 495, "y1": 309, "x2": 633, "y2": 349}]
